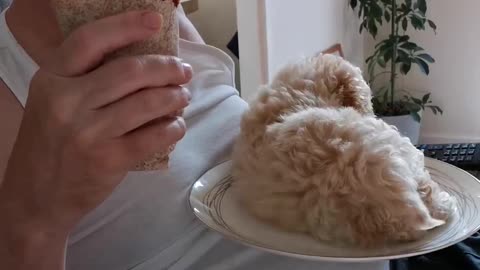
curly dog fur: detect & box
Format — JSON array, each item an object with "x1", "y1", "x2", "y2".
[{"x1": 232, "y1": 54, "x2": 456, "y2": 247}]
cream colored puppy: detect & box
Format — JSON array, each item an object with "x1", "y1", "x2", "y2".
[{"x1": 232, "y1": 54, "x2": 456, "y2": 246}]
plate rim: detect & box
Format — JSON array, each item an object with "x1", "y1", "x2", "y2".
[{"x1": 189, "y1": 157, "x2": 480, "y2": 262}]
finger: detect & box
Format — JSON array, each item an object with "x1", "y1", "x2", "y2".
[
  {"x1": 168, "y1": 109, "x2": 184, "y2": 118},
  {"x1": 51, "y1": 11, "x2": 163, "y2": 76},
  {"x1": 91, "y1": 86, "x2": 191, "y2": 137},
  {"x1": 84, "y1": 55, "x2": 193, "y2": 108},
  {"x1": 119, "y1": 117, "x2": 187, "y2": 168}
]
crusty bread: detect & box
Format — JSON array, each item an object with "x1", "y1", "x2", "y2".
[
  {"x1": 51, "y1": 0, "x2": 180, "y2": 170},
  {"x1": 52, "y1": 0, "x2": 179, "y2": 57},
  {"x1": 133, "y1": 145, "x2": 176, "y2": 171}
]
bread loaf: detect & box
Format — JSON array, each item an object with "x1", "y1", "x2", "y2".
[{"x1": 52, "y1": 0, "x2": 181, "y2": 170}]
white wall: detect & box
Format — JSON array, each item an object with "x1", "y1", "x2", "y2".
[
  {"x1": 407, "y1": 0, "x2": 480, "y2": 143},
  {"x1": 237, "y1": 0, "x2": 364, "y2": 101},
  {"x1": 264, "y1": 0, "x2": 364, "y2": 77},
  {"x1": 236, "y1": 0, "x2": 269, "y2": 100},
  {"x1": 371, "y1": 0, "x2": 480, "y2": 143},
  {"x1": 187, "y1": 0, "x2": 241, "y2": 88}
]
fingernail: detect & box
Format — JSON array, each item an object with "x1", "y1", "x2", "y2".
[
  {"x1": 176, "y1": 116, "x2": 187, "y2": 130},
  {"x1": 142, "y1": 12, "x2": 162, "y2": 30},
  {"x1": 182, "y1": 63, "x2": 193, "y2": 79},
  {"x1": 182, "y1": 87, "x2": 192, "y2": 102}
]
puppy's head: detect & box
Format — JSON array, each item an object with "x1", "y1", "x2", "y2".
[{"x1": 271, "y1": 54, "x2": 373, "y2": 115}]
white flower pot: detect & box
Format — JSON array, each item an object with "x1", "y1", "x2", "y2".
[{"x1": 381, "y1": 114, "x2": 421, "y2": 145}]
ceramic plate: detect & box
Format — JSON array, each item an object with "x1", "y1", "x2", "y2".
[{"x1": 189, "y1": 158, "x2": 480, "y2": 262}]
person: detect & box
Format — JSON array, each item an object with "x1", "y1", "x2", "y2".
[{"x1": 0, "y1": 1, "x2": 389, "y2": 269}]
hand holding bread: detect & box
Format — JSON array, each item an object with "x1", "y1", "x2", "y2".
[{"x1": 52, "y1": 0, "x2": 184, "y2": 170}]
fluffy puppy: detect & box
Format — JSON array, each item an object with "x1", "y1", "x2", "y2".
[{"x1": 232, "y1": 54, "x2": 456, "y2": 246}]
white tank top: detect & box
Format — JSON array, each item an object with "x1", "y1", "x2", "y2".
[{"x1": 0, "y1": 8, "x2": 389, "y2": 270}]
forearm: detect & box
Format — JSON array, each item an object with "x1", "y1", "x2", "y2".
[
  {"x1": 177, "y1": 4, "x2": 205, "y2": 44},
  {"x1": 0, "y1": 195, "x2": 68, "y2": 270}
]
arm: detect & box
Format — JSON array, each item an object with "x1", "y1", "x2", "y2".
[
  {"x1": 0, "y1": 213, "x2": 68, "y2": 270},
  {"x1": 177, "y1": 4, "x2": 205, "y2": 44},
  {"x1": 0, "y1": 80, "x2": 22, "y2": 185},
  {"x1": 0, "y1": 80, "x2": 68, "y2": 269}
]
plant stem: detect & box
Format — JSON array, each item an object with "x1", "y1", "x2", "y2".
[{"x1": 390, "y1": 0, "x2": 397, "y2": 108}]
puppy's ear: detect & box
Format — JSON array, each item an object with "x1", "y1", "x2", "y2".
[{"x1": 418, "y1": 217, "x2": 445, "y2": 231}]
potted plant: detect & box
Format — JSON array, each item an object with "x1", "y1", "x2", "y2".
[{"x1": 349, "y1": 0, "x2": 443, "y2": 144}]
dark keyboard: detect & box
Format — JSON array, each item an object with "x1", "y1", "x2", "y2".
[{"x1": 416, "y1": 143, "x2": 480, "y2": 170}]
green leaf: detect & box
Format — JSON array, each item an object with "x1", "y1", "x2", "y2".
[
  {"x1": 414, "y1": 58, "x2": 430, "y2": 75},
  {"x1": 405, "y1": 101, "x2": 422, "y2": 112},
  {"x1": 359, "y1": 20, "x2": 366, "y2": 34},
  {"x1": 377, "y1": 47, "x2": 393, "y2": 67},
  {"x1": 381, "y1": 0, "x2": 392, "y2": 5},
  {"x1": 428, "y1": 20, "x2": 438, "y2": 33},
  {"x1": 374, "y1": 40, "x2": 386, "y2": 49},
  {"x1": 368, "y1": 19, "x2": 378, "y2": 38},
  {"x1": 350, "y1": 0, "x2": 358, "y2": 9},
  {"x1": 410, "y1": 111, "x2": 422, "y2": 122},
  {"x1": 396, "y1": 14, "x2": 404, "y2": 24},
  {"x1": 375, "y1": 38, "x2": 392, "y2": 49},
  {"x1": 368, "y1": 52, "x2": 378, "y2": 65},
  {"x1": 399, "y1": 35, "x2": 410, "y2": 42},
  {"x1": 384, "y1": 10, "x2": 391, "y2": 22},
  {"x1": 411, "y1": 15, "x2": 425, "y2": 30},
  {"x1": 412, "y1": 45, "x2": 425, "y2": 52},
  {"x1": 406, "y1": 0, "x2": 413, "y2": 8},
  {"x1": 366, "y1": 55, "x2": 374, "y2": 63},
  {"x1": 417, "y1": 53, "x2": 435, "y2": 63},
  {"x1": 372, "y1": 2, "x2": 384, "y2": 17},
  {"x1": 412, "y1": 97, "x2": 423, "y2": 105},
  {"x1": 358, "y1": 6, "x2": 363, "y2": 17},
  {"x1": 420, "y1": 18, "x2": 427, "y2": 29},
  {"x1": 384, "y1": 49, "x2": 393, "y2": 63},
  {"x1": 417, "y1": 9, "x2": 426, "y2": 17},
  {"x1": 400, "y1": 41, "x2": 420, "y2": 51},
  {"x1": 378, "y1": 56, "x2": 387, "y2": 68},
  {"x1": 402, "y1": 18, "x2": 408, "y2": 31},
  {"x1": 377, "y1": 42, "x2": 394, "y2": 53},
  {"x1": 396, "y1": 50, "x2": 410, "y2": 63},
  {"x1": 401, "y1": 62, "x2": 412, "y2": 75},
  {"x1": 417, "y1": 0, "x2": 427, "y2": 14},
  {"x1": 422, "y1": 93, "x2": 431, "y2": 103},
  {"x1": 427, "y1": 105, "x2": 443, "y2": 115}
]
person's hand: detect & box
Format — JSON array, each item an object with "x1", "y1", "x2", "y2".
[{"x1": 0, "y1": 11, "x2": 192, "y2": 238}]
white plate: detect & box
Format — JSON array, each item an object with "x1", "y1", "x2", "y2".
[{"x1": 189, "y1": 158, "x2": 480, "y2": 262}]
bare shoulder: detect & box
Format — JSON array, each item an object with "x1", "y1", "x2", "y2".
[{"x1": 0, "y1": 80, "x2": 23, "y2": 180}]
